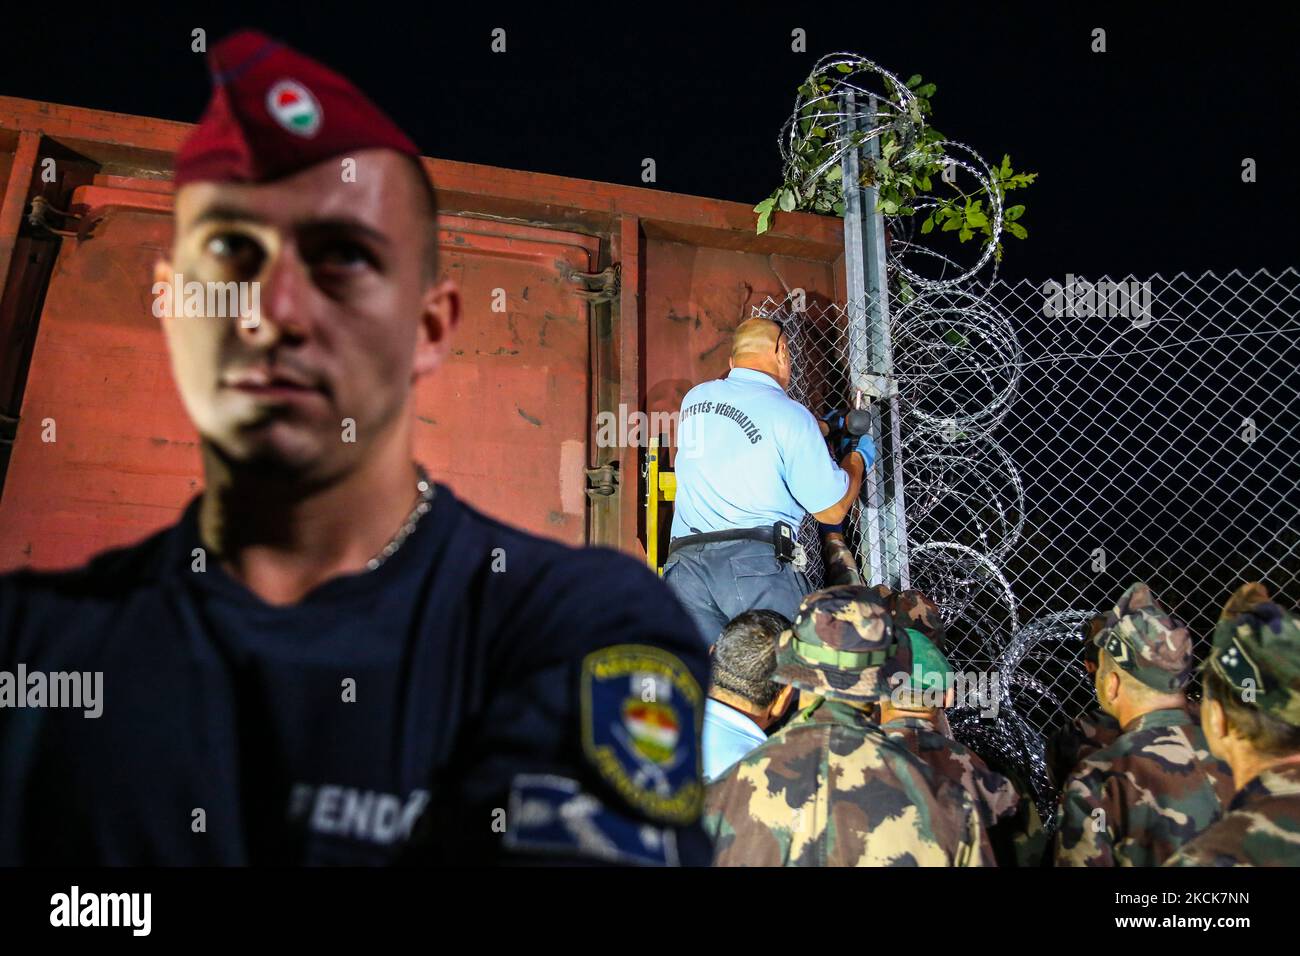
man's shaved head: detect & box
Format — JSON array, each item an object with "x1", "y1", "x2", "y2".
[
  {"x1": 729, "y1": 317, "x2": 791, "y2": 389},
  {"x1": 731, "y1": 318, "x2": 783, "y2": 361}
]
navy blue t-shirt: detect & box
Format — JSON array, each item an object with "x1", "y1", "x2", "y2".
[{"x1": 0, "y1": 484, "x2": 710, "y2": 865}]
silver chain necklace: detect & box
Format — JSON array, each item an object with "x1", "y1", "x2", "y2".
[{"x1": 365, "y1": 464, "x2": 436, "y2": 572}]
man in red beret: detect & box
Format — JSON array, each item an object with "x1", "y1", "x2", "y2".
[{"x1": 0, "y1": 30, "x2": 709, "y2": 866}]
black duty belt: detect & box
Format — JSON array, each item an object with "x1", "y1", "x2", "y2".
[{"x1": 667, "y1": 521, "x2": 797, "y2": 563}]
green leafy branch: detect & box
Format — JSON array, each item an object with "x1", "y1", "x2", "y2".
[{"x1": 755, "y1": 69, "x2": 1037, "y2": 263}]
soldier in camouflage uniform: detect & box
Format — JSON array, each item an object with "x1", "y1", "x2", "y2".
[
  {"x1": 1167, "y1": 586, "x2": 1300, "y2": 866},
  {"x1": 888, "y1": 588, "x2": 955, "y2": 738},
  {"x1": 1048, "y1": 711, "x2": 1121, "y2": 789},
  {"x1": 879, "y1": 606, "x2": 1047, "y2": 866},
  {"x1": 1047, "y1": 613, "x2": 1121, "y2": 788},
  {"x1": 892, "y1": 588, "x2": 947, "y2": 652},
  {"x1": 1054, "y1": 582, "x2": 1233, "y2": 866},
  {"x1": 703, "y1": 585, "x2": 994, "y2": 866},
  {"x1": 1219, "y1": 582, "x2": 1272, "y2": 621}
]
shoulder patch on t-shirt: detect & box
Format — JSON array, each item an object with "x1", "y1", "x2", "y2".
[
  {"x1": 579, "y1": 644, "x2": 704, "y2": 825},
  {"x1": 504, "y1": 774, "x2": 679, "y2": 866}
]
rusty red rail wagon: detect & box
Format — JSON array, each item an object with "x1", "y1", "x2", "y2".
[{"x1": 0, "y1": 95, "x2": 849, "y2": 570}]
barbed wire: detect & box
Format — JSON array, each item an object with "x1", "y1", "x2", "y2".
[
  {"x1": 781, "y1": 54, "x2": 1006, "y2": 290},
  {"x1": 766, "y1": 55, "x2": 1300, "y2": 820},
  {"x1": 768, "y1": 53, "x2": 1091, "y2": 813},
  {"x1": 890, "y1": 323, "x2": 1300, "y2": 381}
]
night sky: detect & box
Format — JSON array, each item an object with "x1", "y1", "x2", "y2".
[{"x1": 2, "y1": 3, "x2": 1297, "y2": 281}]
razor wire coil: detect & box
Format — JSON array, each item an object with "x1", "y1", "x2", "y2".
[{"x1": 762, "y1": 58, "x2": 1300, "y2": 816}]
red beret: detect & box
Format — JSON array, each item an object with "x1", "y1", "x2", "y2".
[{"x1": 174, "y1": 30, "x2": 420, "y2": 187}]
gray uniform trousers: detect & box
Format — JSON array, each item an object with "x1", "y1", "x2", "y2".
[{"x1": 662, "y1": 538, "x2": 812, "y2": 647}]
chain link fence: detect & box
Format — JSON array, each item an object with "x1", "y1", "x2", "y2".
[{"x1": 760, "y1": 266, "x2": 1300, "y2": 813}]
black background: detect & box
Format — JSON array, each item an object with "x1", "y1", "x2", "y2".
[{"x1": 2, "y1": 2, "x2": 1297, "y2": 280}]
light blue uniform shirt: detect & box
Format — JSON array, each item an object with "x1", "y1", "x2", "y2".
[
  {"x1": 671, "y1": 368, "x2": 850, "y2": 537},
  {"x1": 702, "y1": 697, "x2": 768, "y2": 782}
]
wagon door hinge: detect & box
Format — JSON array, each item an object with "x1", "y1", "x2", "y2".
[
  {"x1": 27, "y1": 196, "x2": 83, "y2": 238},
  {"x1": 562, "y1": 262, "x2": 621, "y2": 303},
  {"x1": 584, "y1": 461, "x2": 619, "y2": 498}
]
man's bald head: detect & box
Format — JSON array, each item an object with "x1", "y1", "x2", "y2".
[
  {"x1": 729, "y1": 317, "x2": 791, "y2": 388},
  {"x1": 731, "y1": 318, "x2": 783, "y2": 361},
  {"x1": 729, "y1": 317, "x2": 791, "y2": 389}
]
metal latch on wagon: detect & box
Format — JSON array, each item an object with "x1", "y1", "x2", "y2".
[
  {"x1": 584, "y1": 461, "x2": 619, "y2": 499},
  {"x1": 560, "y1": 262, "x2": 621, "y2": 304}
]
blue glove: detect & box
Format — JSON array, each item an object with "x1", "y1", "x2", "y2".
[
  {"x1": 834, "y1": 429, "x2": 859, "y2": 460},
  {"x1": 822, "y1": 406, "x2": 876, "y2": 468},
  {"x1": 851, "y1": 437, "x2": 877, "y2": 469},
  {"x1": 819, "y1": 407, "x2": 846, "y2": 436}
]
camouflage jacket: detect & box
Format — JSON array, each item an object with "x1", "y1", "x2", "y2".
[
  {"x1": 1047, "y1": 709, "x2": 1122, "y2": 788},
  {"x1": 1054, "y1": 708, "x2": 1233, "y2": 867},
  {"x1": 1165, "y1": 763, "x2": 1300, "y2": 867},
  {"x1": 703, "y1": 698, "x2": 993, "y2": 866},
  {"x1": 881, "y1": 714, "x2": 1045, "y2": 867}
]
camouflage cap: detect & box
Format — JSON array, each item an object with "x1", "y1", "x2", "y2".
[
  {"x1": 859, "y1": 583, "x2": 893, "y2": 613},
  {"x1": 772, "y1": 585, "x2": 899, "y2": 703},
  {"x1": 866, "y1": 582, "x2": 895, "y2": 606},
  {"x1": 1219, "y1": 581, "x2": 1272, "y2": 621},
  {"x1": 893, "y1": 589, "x2": 946, "y2": 653},
  {"x1": 1207, "y1": 601, "x2": 1300, "y2": 726},
  {"x1": 1093, "y1": 582, "x2": 1193, "y2": 692}
]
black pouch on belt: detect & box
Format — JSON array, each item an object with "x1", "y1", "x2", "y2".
[{"x1": 773, "y1": 521, "x2": 796, "y2": 563}]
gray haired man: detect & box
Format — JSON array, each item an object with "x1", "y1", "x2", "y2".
[{"x1": 702, "y1": 610, "x2": 797, "y2": 782}]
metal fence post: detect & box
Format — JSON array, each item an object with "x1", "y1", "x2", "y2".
[{"x1": 840, "y1": 91, "x2": 911, "y2": 588}]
